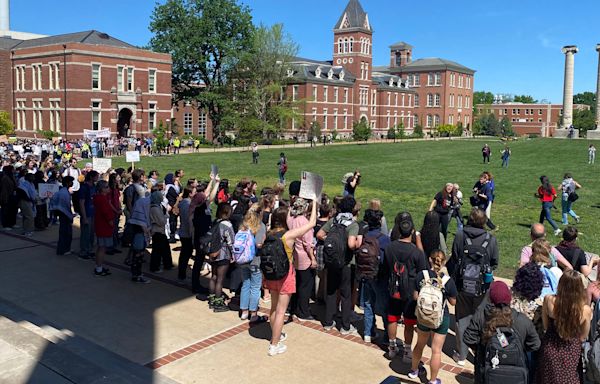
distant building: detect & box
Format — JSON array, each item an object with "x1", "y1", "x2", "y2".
[{"x1": 475, "y1": 102, "x2": 591, "y2": 137}]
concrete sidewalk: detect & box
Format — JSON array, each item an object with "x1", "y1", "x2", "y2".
[{"x1": 0, "y1": 222, "x2": 474, "y2": 384}]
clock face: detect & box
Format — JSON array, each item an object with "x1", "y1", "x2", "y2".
[{"x1": 337, "y1": 58, "x2": 341, "y2": 64}]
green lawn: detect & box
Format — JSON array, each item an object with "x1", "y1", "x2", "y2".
[{"x1": 110, "y1": 138, "x2": 599, "y2": 278}]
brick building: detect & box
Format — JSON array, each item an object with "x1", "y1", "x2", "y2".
[
  {"x1": 0, "y1": 30, "x2": 172, "y2": 139},
  {"x1": 373, "y1": 45, "x2": 475, "y2": 134},
  {"x1": 475, "y1": 102, "x2": 591, "y2": 137}
]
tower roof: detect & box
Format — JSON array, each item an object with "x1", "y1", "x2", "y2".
[
  {"x1": 389, "y1": 41, "x2": 413, "y2": 50},
  {"x1": 334, "y1": 0, "x2": 371, "y2": 32}
]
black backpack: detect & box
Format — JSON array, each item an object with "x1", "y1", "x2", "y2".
[
  {"x1": 389, "y1": 250, "x2": 411, "y2": 300},
  {"x1": 198, "y1": 221, "x2": 223, "y2": 257},
  {"x1": 356, "y1": 233, "x2": 382, "y2": 280},
  {"x1": 483, "y1": 327, "x2": 528, "y2": 384},
  {"x1": 458, "y1": 233, "x2": 490, "y2": 296},
  {"x1": 323, "y1": 220, "x2": 349, "y2": 269},
  {"x1": 259, "y1": 232, "x2": 290, "y2": 280}
]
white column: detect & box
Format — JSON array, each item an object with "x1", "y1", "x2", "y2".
[
  {"x1": 561, "y1": 45, "x2": 578, "y2": 129},
  {"x1": 0, "y1": 0, "x2": 8, "y2": 32},
  {"x1": 596, "y1": 44, "x2": 600, "y2": 128}
]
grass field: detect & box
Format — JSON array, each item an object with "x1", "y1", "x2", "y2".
[{"x1": 110, "y1": 138, "x2": 599, "y2": 278}]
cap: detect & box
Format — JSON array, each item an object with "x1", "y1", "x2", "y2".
[{"x1": 489, "y1": 281, "x2": 511, "y2": 306}]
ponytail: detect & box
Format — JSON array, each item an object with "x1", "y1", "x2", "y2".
[{"x1": 429, "y1": 249, "x2": 446, "y2": 274}]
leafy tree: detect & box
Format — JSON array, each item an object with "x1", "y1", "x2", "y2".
[
  {"x1": 396, "y1": 123, "x2": 406, "y2": 141},
  {"x1": 573, "y1": 92, "x2": 597, "y2": 115},
  {"x1": 499, "y1": 117, "x2": 513, "y2": 136},
  {"x1": 474, "y1": 114, "x2": 501, "y2": 136},
  {"x1": 513, "y1": 95, "x2": 538, "y2": 104},
  {"x1": 413, "y1": 124, "x2": 423, "y2": 138},
  {"x1": 37, "y1": 130, "x2": 59, "y2": 140},
  {"x1": 152, "y1": 121, "x2": 170, "y2": 153},
  {"x1": 473, "y1": 91, "x2": 494, "y2": 113},
  {"x1": 437, "y1": 124, "x2": 456, "y2": 138},
  {"x1": 0, "y1": 111, "x2": 15, "y2": 135},
  {"x1": 149, "y1": 0, "x2": 254, "y2": 141},
  {"x1": 386, "y1": 126, "x2": 396, "y2": 140},
  {"x1": 352, "y1": 118, "x2": 371, "y2": 142},
  {"x1": 308, "y1": 121, "x2": 321, "y2": 141},
  {"x1": 455, "y1": 122, "x2": 464, "y2": 137},
  {"x1": 573, "y1": 109, "x2": 596, "y2": 135}
]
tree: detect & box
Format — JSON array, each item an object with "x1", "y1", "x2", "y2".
[
  {"x1": 152, "y1": 121, "x2": 170, "y2": 154},
  {"x1": 473, "y1": 91, "x2": 494, "y2": 113},
  {"x1": 396, "y1": 123, "x2": 406, "y2": 141},
  {"x1": 413, "y1": 124, "x2": 423, "y2": 138},
  {"x1": 573, "y1": 92, "x2": 597, "y2": 115},
  {"x1": 474, "y1": 114, "x2": 501, "y2": 136},
  {"x1": 386, "y1": 126, "x2": 396, "y2": 140},
  {"x1": 0, "y1": 111, "x2": 14, "y2": 135},
  {"x1": 513, "y1": 95, "x2": 538, "y2": 104},
  {"x1": 500, "y1": 116, "x2": 514, "y2": 136},
  {"x1": 149, "y1": 0, "x2": 254, "y2": 141},
  {"x1": 437, "y1": 124, "x2": 456, "y2": 138},
  {"x1": 573, "y1": 108, "x2": 596, "y2": 135},
  {"x1": 231, "y1": 23, "x2": 300, "y2": 139},
  {"x1": 352, "y1": 118, "x2": 371, "y2": 142}
]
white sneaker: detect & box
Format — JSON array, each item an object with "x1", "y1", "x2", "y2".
[
  {"x1": 402, "y1": 347, "x2": 412, "y2": 363},
  {"x1": 340, "y1": 325, "x2": 358, "y2": 335},
  {"x1": 363, "y1": 335, "x2": 371, "y2": 343},
  {"x1": 452, "y1": 351, "x2": 466, "y2": 366},
  {"x1": 279, "y1": 332, "x2": 287, "y2": 342},
  {"x1": 554, "y1": 228, "x2": 562, "y2": 236},
  {"x1": 268, "y1": 342, "x2": 287, "y2": 356}
]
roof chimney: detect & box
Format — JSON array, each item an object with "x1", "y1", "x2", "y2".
[{"x1": 0, "y1": 0, "x2": 9, "y2": 32}]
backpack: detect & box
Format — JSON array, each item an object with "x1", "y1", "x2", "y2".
[
  {"x1": 458, "y1": 233, "x2": 490, "y2": 296},
  {"x1": 483, "y1": 327, "x2": 528, "y2": 384},
  {"x1": 259, "y1": 232, "x2": 290, "y2": 280},
  {"x1": 539, "y1": 266, "x2": 558, "y2": 298},
  {"x1": 356, "y1": 233, "x2": 383, "y2": 280},
  {"x1": 198, "y1": 221, "x2": 222, "y2": 258},
  {"x1": 416, "y1": 270, "x2": 450, "y2": 329},
  {"x1": 232, "y1": 230, "x2": 256, "y2": 264},
  {"x1": 389, "y1": 250, "x2": 411, "y2": 300},
  {"x1": 323, "y1": 220, "x2": 349, "y2": 270},
  {"x1": 583, "y1": 299, "x2": 600, "y2": 383}
]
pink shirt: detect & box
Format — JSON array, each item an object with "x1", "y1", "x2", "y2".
[
  {"x1": 520, "y1": 244, "x2": 569, "y2": 267},
  {"x1": 286, "y1": 215, "x2": 314, "y2": 270}
]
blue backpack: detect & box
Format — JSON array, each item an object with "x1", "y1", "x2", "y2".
[
  {"x1": 539, "y1": 266, "x2": 558, "y2": 298},
  {"x1": 232, "y1": 230, "x2": 256, "y2": 264}
]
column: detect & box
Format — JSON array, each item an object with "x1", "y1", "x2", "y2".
[
  {"x1": 561, "y1": 45, "x2": 578, "y2": 129},
  {"x1": 596, "y1": 44, "x2": 600, "y2": 127}
]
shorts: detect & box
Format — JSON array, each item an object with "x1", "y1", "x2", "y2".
[
  {"x1": 96, "y1": 236, "x2": 113, "y2": 248},
  {"x1": 417, "y1": 314, "x2": 450, "y2": 335},
  {"x1": 263, "y1": 264, "x2": 296, "y2": 295},
  {"x1": 387, "y1": 297, "x2": 417, "y2": 325},
  {"x1": 210, "y1": 259, "x2": 230, "y2": 267}
]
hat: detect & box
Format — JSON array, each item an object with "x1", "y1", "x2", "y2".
[{"x1": 489, "y1": 281, "x2": 512, "y2": 306}]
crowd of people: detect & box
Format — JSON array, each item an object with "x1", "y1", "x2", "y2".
[{"x1": 2, "y1": 139, "x2": 600, "y2": 384}]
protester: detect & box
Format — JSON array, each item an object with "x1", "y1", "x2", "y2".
[
  {"x1": 367, "y1": 199, "x2": 388, "y2": 235},
  {"x1": 482, "y1": 144, "x2": 491, "y2": 163},
  {"x1": 420, "y1": 211, "x2": 447, "y2": 262},
  {"x1": 50, "y1": 176, "x2": 75, "y2": 255},
  {"x1": 0, "y1": 165, "x2": 18, "y2": 230},
  {"x1": 16, "y1": 172, "x2": 36, "y2": 236},
  {"x1": 558, "y1": 172, "x2": 581, "y2": 225},
  {"x1": 519, "y1": 223, "x2": 573, "y2": 269},
  {"x1": 343, "y1": 170, "x2": 360, "y2": 198},
  {"x1": 555, "y1": 226, "x2": 597, "y2": 277},
  {"x1": 429, "y1": 183, "x2": 456, "y2": 240},
  {"x1": 207, "y1": 203, "x2": 235, "y2": 312},
  {"x1": 92, "y1": 180, "x2": 115, "y2": 277},
  {"x1": 238, "y1": 205, "x2": 266, "y2": 323},
  {"x1": 277, "y1": 152, "x2": 287, "y2": 184},
  {"x1": 589, "y1": 144, "x2": 596, "y2": 164},
  {"x1": 177, "y1": 187, "x2": 195, "y2": 283},
  {"x1": 500, "y1": 145, "x2": 511, "y2": 167},
  {"x1": 252, "y1": 142, "x2": 259, "y2": 164},
  {"x1": 149, "y1": 190, "x2": 174, "y2": 273},
  {"x1": 471, "y1": 173, "x2": 496, "y2": 230},
  {"x1": 534, "y1": 175, "x2": 561, "y2": 236}
]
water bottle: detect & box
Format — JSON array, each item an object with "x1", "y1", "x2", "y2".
[{"x1": 483, "y1": 265, "x2": 494, "y2": 284}]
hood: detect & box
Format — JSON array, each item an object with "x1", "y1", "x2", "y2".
[
  {"x1": 463, "y1": 226, "x2": 488, "y2": 239},
  {"x1": 164, "y1": 173, "x2": 174, "y2": 185}
]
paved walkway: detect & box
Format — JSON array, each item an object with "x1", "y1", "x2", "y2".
[{"x1": 0, "y1": 220, "x2": 475, "y2": 384}]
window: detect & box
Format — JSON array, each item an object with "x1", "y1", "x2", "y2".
[
  {"x1": 395, "y1": 94, "x2": 398, "y2": 106},
  {"x1": 449, "y1": 94, "x2": 454, "y2": 107},
  {"x1": 538, "y1": 109, "x2": 543, "y2": 115},
  {"x1": 49, "y1": 101, "x2": 60, "y2": 132},
  {"x1": 334, "y1": 87, "x2": 338, "y2": 103},
  {"x1": 435, "y1": 73, "x2": 441, "y2": 86},
  {"x1": 466, "y1": 76, "x2": 471, "y2": 89},
  {"x1": 184, "y1": 112, "x2": 193, "y2": 135},
  {"x1": 414, "y1": 94, "x2": 419, "y2": 107},
  {"x1": 413, "y1": 75, "x2": 420, "y2": 86},
  {"x1": 32, "y1": 101, "x2": 43, "y2": 131},
  {"x1": 458, "y1": 95, "x2": 463, "y2": 108},
  {"x1": 127, "y1": 67, "x2": 134, "y2": 92},
  {"x1": 323, "y1": 86, "x2": 328, "y2": 102},
  {"x1": 312, "y1": 86, "x2": 318, "y2": 101},
  {"x1": 148, "y1": 69, "x2": 156, "y2": 93},
  {"x1": 16, "y1": 66, "x2": 27, "y2": 91},
  {"x1": 434, "y1": 94, "x2": 441, "y2": 107},
  {"x1": 343, "y1": 109, "x2": 348, "y2": 130},
  {"x1": 148, "y1": 103, "x2": 156, "y2": 131},
  {"x1": 198, "y1": 111, "x2": 206, "y2": 137},
  {"x1": 386, "y1": 111, "x2": 391, "y2": 128},
  {"x1": 427, "y1": 73, "x2": 434, "y2": 86},
  {"x1": 117, "y1": 66, "x2": 124, "y2": 91},
  {"x1": 427, "y1": 94, "x2": 433, "y2": 107},
  {"x1": 349, "y1": 37, "x2": 354, "y2": 53},
  {"x1": 538, "y1": 118, "x2": 542, "y2": 122},
  {"x1": 32, "y1": 64, "x2": 42, "y2": 90},
  {"x1": 92, "y1": 102, "x2": 100, "y2": 130},
  {"x1": 458, "y1": 75, "x2": 464, "y2": 88},
  {"x1": 333, "y1": 109, "x2": 338, "y2": 130},
  {"x1": 92, "y1": 64, "x2": 101, "y2": 90},
  {"x1": 364, "y1": 63, "x2": 369, "y2": 79},
  {"x1": 293, "y1": 85, "x2": 299, "y2": 101},
  {"x1": 344, "y1": 38, "x2": 349, "y2": 53},
  {"x1": 312, "y1": 108, "x2": 317, "y2": 122},
  {"x1": 338, "y1": 38, "x2": 342, "y2": 54},
  {"x1": 434, "y1": 115, "x2": 440, "y2": 127},
  {"x1": 344, "y1": 88, "x2": 349, "y2": 103},
  {"x1": 323, "y1": 108, "x2": 328, "y2": 130},
  {"x1": 360, "y1": 62, "x2": 365, "y2": 80},
  {"x1": 426, "y1": 115, "x2": 433, "y2": 128},
  {"x1": 414, "y1": 114, "x2": 419, "y2": 126},
  {"x1": 449, "y1": 114, "x2": 454, "y2": 125},
  {"x1": 387, "y1": 92, "x2": 391, "y2": 106},
  {"x1": 16, "y1": 101, "x2": 26, "y2": 130}
]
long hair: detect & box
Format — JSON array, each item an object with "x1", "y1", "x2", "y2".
[
  {"x1": 240, "y1": 205, "x2": 262, "y2": 234},
  {"x1": 554, "y1": 269, "x2": 586, "y2": 340},
  {"x1": 429, "y1": 249, "x2": 446, "y2": 274},
  {"x1": 420, "y1": 211, "x2": 441, "y2": 257},
  {"x1": 540, "y1": 175, "x2": 553, "y2": 195},
  {"x1": 269, "y1": 207, "x2": 289, "y2": 235},
  {"x1": 531, "y1": 238, "x2": 551, "y2": 267},
  {"x1": 482, "y1": 305, "x2": 513, "y2": 343}
]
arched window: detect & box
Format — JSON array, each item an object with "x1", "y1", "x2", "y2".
[
  {"x1": 367, "y1": 39, "x2": 371, "y2": 54},
  {"x1": 349, "y1": 37, "x2": 354, "y2": 53},
  {"x1": 427, "y1": 115, "x2": 433, "y2": 128},
  {"x1": 435, "y1": 94, "x2": 441, "y2": 107},
  {"x1": 338, "y1": 38, "x2": 343, "y2": 54},
  {"x1": 434, "y1": 115, "x2": 440, "y2": 127},
  {"x1": 344, "y1": 38, "x2": 349, "y2": 53}
]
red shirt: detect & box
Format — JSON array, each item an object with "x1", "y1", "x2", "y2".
[
  {"x1": 94, "y1": 193, "x2": 116, "y2": 237},
  {"x1": 538, "y1": 186, "x2": 556, "y2": 202}
]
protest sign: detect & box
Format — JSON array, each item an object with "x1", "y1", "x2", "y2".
[
  {"x1": 38, "y1": 183, "x2": 60, "y2": 199},
  {"x1": 299, "y1": 171, "x2": 324, "y2": 201},
  {"x1": 126, "y1": 151, "x2": 140, "y2": 163},
  {"x1": 211, "y1": 164, "x2": 218, "y2": 176},
  {"x1": 93, "y1": 158, "x2": 112, "y2": 173}
]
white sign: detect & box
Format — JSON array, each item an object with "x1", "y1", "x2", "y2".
[
  {"x1": 38, "y1": 183, "x2": 60, "y2": 199},
  {"x1": 93, "y1": 158, "x2": 112, "y2": 173},
  {"x1": 299, "y1": 171, "x2": 324, "y2": 201},
  {"x1": 12, "y1": 145, "x2": 23, "y2": 153},
  {"x1": 83, "y1": 128, "x2": 111, "y2": 139},
  {"x1": 211, "y1": 164, "x2": 218, "y2": 176},
  {"x1": 126, "y1": 151, "x2": 140, "y2": 163}
]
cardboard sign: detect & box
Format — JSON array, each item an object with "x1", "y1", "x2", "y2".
[
  {"x1": 126, "y1": 151, "x2": 140, "y2": 163},
  {"x1": 299, "y1": 171, "x2": 324, "y2": 201},
  {"x1": 93, "y1": 158, "x2": 112, "y2": 173},
  {"x1": 211, "y1": 164, "x2": 218, "y2": 176},
  {"x1": 38, "y1": 183, "x2": 60, "y2": 199},
  {"x1": 0, "y1": 135, "x2": 8, "y2": 143}
]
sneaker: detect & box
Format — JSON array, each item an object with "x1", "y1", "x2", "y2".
[
  {"x1": 268, "y1": 342, "x2": 287, "y2": 356},
  {"x1": 428, "y1": 379, "x2": 441, "y2": 384},
  {"x1": 388, "y1": 342, "x2": 399, "y2": 359},
  {"x1": 340, "y1": 325, "x2": 358, "y2": 335},
  {"x1": 94, "y1": 268, "x2": 111, "y2": 277},
  {"x1": 407, "y1": 365, "x2": 426, "y2": 379},
  {"x1": 132, "y1": 276, "x2": 151, "y2": 284},
  {"x1": 402, "y1": 347, "x2": 412, "y2": 363},
  {"x1": 23, "y1": 232, "x2": 33, "y2": 237},
  {"x1": 363, "y1": 335, "x2": 371, "y2": 343},
  {"x1": 323, "y1": 321, "x2": 337, "y2": 332},
  {"x1": 554, "y1": 228, "x2": 562, "y2": 236},
  {"x1": 151, "y1": 268, "x2": 163, "y2": 274},
  {"x1": 212, "y1": 297, "x2": 229, "y2": 313},
  {"x1": 207, "y1": 294, "x2": 216, "y2": 309},
  {"x1": 452, "y1": 351, "x2": 466, "y2": 366},
  {"x1": 575, "y1": 216, "x2": 581, "y2": 224},
  {"x1": 279, "y1": 332, "x2": 287, "y2": 342},
  {"x1": 240, "y1": 312, "x2": 249, "y2": 321}
]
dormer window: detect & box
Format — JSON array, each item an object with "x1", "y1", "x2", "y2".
[
  {"x1": 339, "y1": 70, "x2": 345, "y2": 81},
  {"x1": 286, "y1": 68, "x2": 294, "y2": 77},
  {"x1": 328, "y1": 68, "x2": 334, "y2": 79},
  {"x1": 315, "y1": 66, "x2": 322, "y2": 78},
  {"x1": 389, "y1": 77, "x2": 394, "y2": 87}
]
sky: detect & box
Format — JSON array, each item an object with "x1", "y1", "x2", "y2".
[{"x1": 8, "y1": 0, "x2": 600, "y2": 103}]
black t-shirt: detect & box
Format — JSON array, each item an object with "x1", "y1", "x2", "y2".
[
  {"x1": 556, "y1": 245, "x2": 587, "y2": 272},
  {"x1": 384, "y1": 240, "x2": 428, "y2": 290},
  {"x1": 345, "y1": 176, "x2": 357, "y2": 195},
  {"x1": 434, "y1": 191, "x2": 452, "y2": 214},
  {"x1": 415, "y1": 269, "x2": 457, "y2": 316}
]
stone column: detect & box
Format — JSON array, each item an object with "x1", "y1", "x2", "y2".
[
  {"x1": 561, "y1": 45, "x2": 578, "y2": 129},
  {"x1": 596, "y1": 44, "x2": 600, "y2": 127}
]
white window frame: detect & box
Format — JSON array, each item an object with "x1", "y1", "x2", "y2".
[
  {"x1": 127, "y1": 67, "x2": 134, "y2": 92},
  {"x1": 92, "y1": 63, "x2": 101, "y2": 90},
  {"x1": 117, "y1": 65, "x2": 124, "y2": 92},
  {"x1": 323, "y1": 86, "x2": 328, "y2": 103},
  {"x1": 183, "y1": 112, "x2": 193, "y2": 135},
  {"x1": 148, "y1": 68, "x2": 156, "y2": 93},
  {"x1": 199, "y1": 111, "x2": 207, "y2": 137}
]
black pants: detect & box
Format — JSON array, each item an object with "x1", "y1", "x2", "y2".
[
  {"x1": 324, "y1": 265, "x2": 352, "y2": 330},
  {"x1": 150, "y1": 233, "x2": 173, "y2": 272},
  {"x1": 56, "y1": 212, "x2": 73, "y2": 255},
  {"x1": 178, "y1": 237, "x2": 193, "y2": 280},
  {"x1": 1, "y1": 195, "x2": 18, "y2": 228},
  {"x1": 439, "y1": 212, "x2": 451, "y2": 240},
  {"x1": 168, "y1": 213, "x2": 178, "y2": 239},
  {"x1": 192, "y1": 251, "x2": 208, "y2": 293},
  {"x1": 131, "y1": 249, "x2": 145, "y2": 278},
  {"x1": 292, "y1": 268, "x2": 316, "y2": 319}
]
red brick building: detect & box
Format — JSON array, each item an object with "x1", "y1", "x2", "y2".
[
  {"x1": 475, "y1": 103, "x2": 591, "y2": 137},
  {"x1": 170, "y1": 99, "x2": 213, "y2": 140},
  {"x1": 0, "y1": 30, "x2": 172, "y2": 139},
  {"x1": 374, "y1": 44, "x2": 475, "y2": 134}
]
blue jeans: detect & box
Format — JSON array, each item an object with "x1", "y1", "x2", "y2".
[
  {"x1": 502, "y1": 157, "x2": 509, "y2": 167},
  {"x1": 561, "y1": 197, "x2": 578, "y2": 224},
  {"x1": 360, "y1": 278, "x2": 389, "y2": 337},
  {"x1": 278, "y1": 170, "x2": 285, "y2": 184},
  {"x1": 539, "y1": 202, "x2": 559, "y2": 231},
  {"x1": 240, "y1": 264, "x2": 262, "y2": 311},
  {"x1": 80, "y1": 220, "x2": 95, "y2": 255}
]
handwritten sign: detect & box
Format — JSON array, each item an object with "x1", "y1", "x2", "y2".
[
  {"x1": 211, "y1": 164, "x2": 218, "y2": 176},
  {"x1": 299, "y1": 171, "x2": 324, "y2": 201},
  {"x1": 12, "y1": 145, "x2": 23, "y2": 153},
  {"x1": 38, "y1": 183, "x2": 60, "y2": 199},
  {"x1": 126, "y1": 151, "x2": 140, "y2": 163},
  {"x1": 93, "y1": 158, "x2": 112, "y2": 173}
]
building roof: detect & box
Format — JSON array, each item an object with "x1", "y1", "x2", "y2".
[
  {"x1": 334, "y1": 0, "x2": 371, "y2": 32},
  {"x1": 372, "y1": 74, "x2": 415, "y2": 93},
  {"x1": 0, "y1": 36, "x2": 21, "y2": 50},
  {"x1": 3, "y1": 30, "x2": 137, "y2": 50},
  {"x1": 375, "y1": 57, "x2": 475, "y2": 75},
  {"x1": 286, "y1": 62, "x2": 356, "y2": 85},
  {"x1": 389, "y1": 41, "x2": 412, "y2": 50},
  {"x1": 290, "y1": 56, "x2": 332, "y2": 66}
]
